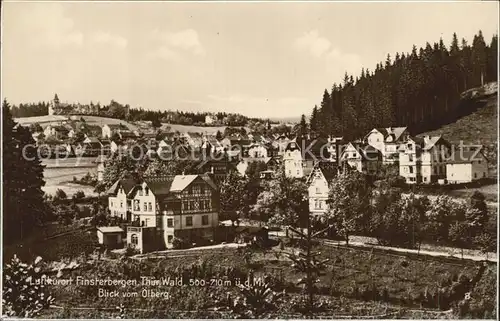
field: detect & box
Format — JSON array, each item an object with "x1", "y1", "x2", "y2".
[
  {"x1": 14, "y1": 115, "x2": 139, "y2": 131},
  {"x1": 41, "y1": 157, "x2": 97, "y2": 197},
  {"x1": 22, "y1": 235, "x2": 495, "y2": 319}
]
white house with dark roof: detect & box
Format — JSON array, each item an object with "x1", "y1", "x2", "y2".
[
  {"x1": 107, "y1": 178, "x2": 137, "y2": 220},
  {"x1": 364, "y1": 127, "x2": 409, "y2": 164},
  {"x1": 340, "y1": 142, "x2": 381, "y2": 175},
  {"x1": 102, "y1": 123, "x2": 130, "y2": 139},
  {"x1": 306, "y1": 162, "x2": 338, "y2": 217},
  {"x1": 446, "y1": 149, "x2": 488, "y2": 184},
  {"x1": 106, "y1": 174, "x2": 219, "y2": 252},
  {"x1": 399, "y1": 135, "x2": 451, "y2": 184}
]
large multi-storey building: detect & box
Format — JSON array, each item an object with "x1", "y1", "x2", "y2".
[
  {"x1": 283, "y1": 137, "x2": 331, "y2": 178},
  {"x1": 364, "y1": 127, "x2": 409, "y2": 164},
  {"x1": 339, "y1": 142, "x2": 381, "y2": 175},
  {"x1": 398, "y1": 135, "x2": 451, "y2": 184},
  {"x1": 106, "y1": 174, "x2": 219, "y2": 252}
]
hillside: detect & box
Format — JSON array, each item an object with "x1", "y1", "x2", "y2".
[
  {"x1": 418, "y1": 85, "x2": 498, "y2": 174},
  {"x1": 14, "y1": 115, "x2": 139, "y2": 131}
]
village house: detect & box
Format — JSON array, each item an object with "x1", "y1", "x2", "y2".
[
  {"x1": 236, "y1": 157, "x2": 279, "y2": 177},
  {"x1": 272, "y1": 135, "x2": 292, "y2": 156},
  {"x1": 96, "y1": 226, "x2": 124, "y2": 249},
  {"x1": 94, "y1": 155, "x2": 107, "y2": 182},
  {"x1": 194, "y1": 154, "x2": 238, "y2": 185},
  {"x1": 80, "y1": 124, "x2": 103, "y2": 138},
  {"x1": 306, "y1": 162, "x2": 338, "y2": 217},
  {"x1": 202, "y1": 136, "x2": 225, "y2": 154},
  {"x1": 118, "y1": 130, "x2": 139, "y2": 140},
  {"x1": 327, "y1": 136, "x2": 345, "y2": 163},
  {"x1": 398, "y1": 135, "x2": 451, "y2": 184},
  {"x1": 364, "y1": 127, "x2": 409, "y2": 164},
  {"x1": 339, "y1": 142, "x2": 381, "y2": 175},
  {"x1": 43, "y1": 124, "x2": 69, "y2": 140},
  {"x1": 205, "y1": 114, "x2": 217, "y2": 125},
  {"x1": 283, "y1": 137, "x2": 331, "y2": 178},
  {"x1": 182, "y1": 132, "x2": 204, "y2": 149},
  {"x1": 107, "y1": 178, "x2": 136, "y2": 220},
  {"x1": 102, "y1": 123, "x2": 131, "y2": 139},
  {"x1": 446, "y1": 148, "x2": 488, "y2": 184},
  {"x1": 247, "y1": 142, "x2": 270, "y2": 158},
  {"x1": 107, "y1": 174, "x2": 220, "y2": 253}
]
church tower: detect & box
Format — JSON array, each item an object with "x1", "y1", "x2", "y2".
[{"x1": 49, "y1": 94, "x2": 59, "y2": 116}]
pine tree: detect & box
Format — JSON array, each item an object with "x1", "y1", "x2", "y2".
[
  {"x1": 471, "y1": 30, "x2": 487, "y2": 86},
  {"x1": 3, "y1": 100, "x2": 47, "y2": 244},
  {"x1": 318, "y1": 89, "x2": 331, "y2": 137},
  {"x1": 309, "y1": 105, "x2": 319, "y2": 136}
]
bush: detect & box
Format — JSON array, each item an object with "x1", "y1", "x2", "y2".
[
  {"x1": 2, "y1": 256, "x2": 54, "y2": 317},
  {"x1": 73, "y1": 190, "x2": 86, "y2": 200},
  {"x1": 172, "y1": 237, "x2": 191, "y2": 250},
  {"x1": 54, "y1": 189, "x2": 67, "y2": 201}
]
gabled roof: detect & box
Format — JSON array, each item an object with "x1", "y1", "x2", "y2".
[
  {"x1": 285, "y1": 137, "x2": 330, "y2": 159},
  {"x1": 106, "y1": 178, "x2": 137, "y2": 196},
  {"x1": 366, "y1": 127, "x2": 407, "y2": 142},
  {"x1": 423, "y1": 135, "x2": 449, "y2": 151},
  {"x1": 142, "y1": 176, "x2": 175, "y2": 196},
  {"x1": 307, "y1": 162, "x2": 337, "y2": 184},
  {"x1": 84, "y1": 137, "x2": 101, "y2": 144}
]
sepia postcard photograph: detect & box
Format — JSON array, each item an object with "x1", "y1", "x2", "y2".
[{"x1": 1, "y1": 0, "x2": 499, "y2": 319}]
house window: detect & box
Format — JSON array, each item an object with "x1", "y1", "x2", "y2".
[
  {"x1": 474, "y1": 173, "x2": 477, "y2": 179},
  {"x1": 192, "y1": 185, "x2": 201, "y2": 194},
  {"x1": 296, "y1": 170, "x2": 300, "y2": 175},
  {"x1": 423, "y1": 177, "x2": 427, "y2": 182},
  {"x1": 145, "y1": 188, "x2": 149, "y2": 196},
  {"x1": 120, "y1": 201, "x2": 123, "y2": 208},
  {"x1": 186, "y1": 216, "x2": 193, "y2": 227},
  {"x1": 167, "y1": 218, "x2": 173, "y2": 227},
  {"x1": 131, "y1": 234, "x2": 138, "y2": 245},
  {"x1": 167, "y1": 235, "x2": 173, "y2": 244},
  {"x1": 145, "y1": 218, "x2": 150, "y2": 226},
  {"x1": 138, "y1": 189, "x2": 143, "y2": 196},
  {"x1": 148, "y1": 202, "x2": 152, "y2": 212},
  {"x1": 205, "y1": 200, "x2": 211, "y2": 210},
  {"x1": 409, "y1": 166, "x2": 414, "y2": 174},
  {"x1": 202, "y1": 215, "x2": 209, "y2": 225},
  {"x1": 478, "y1": 160, "x2": 481, "y2": 164},
  {"x1": 409, "y1": 155, "x2": 413, "y2": 162},
  {"x1": 316, "y1": 187, "x2": 321, "y2": 194}
]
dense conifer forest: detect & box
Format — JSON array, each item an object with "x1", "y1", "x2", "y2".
[{"x1": 309, "y1": 31, "x2": 498, "y2": 140}]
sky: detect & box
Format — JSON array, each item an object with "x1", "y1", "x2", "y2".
[{"x1": 1, "y1": 1, "x2": 498, "y2": 119}]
